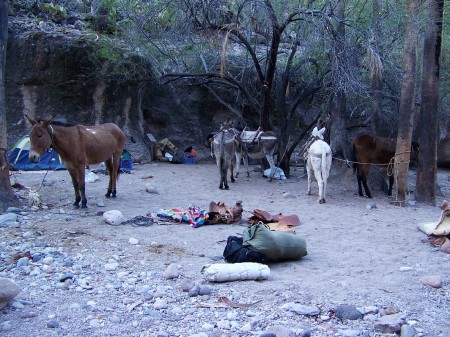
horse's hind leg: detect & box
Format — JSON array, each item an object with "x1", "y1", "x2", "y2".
[
  {"x1": 223, "y1": 163, "x2": 229, "y2": 190},
  {"x1": 313, "y1": 168, "x2": 325, "y2": 203},
  {"x1": 360, "y1": 165, "x2": 372, "y2": 198},
  {"x1": 105, "y1": 158, "x2": 117, "y2": 198},
  {"x1": 306, "y1": 160, "x2": 313, "y2": 195},
  {"x1": 234, "y1": 150, "x2": 241, "y2": 178},
  {"x1": 230, "y1": 155, "x2": 236, "y2": 183}
]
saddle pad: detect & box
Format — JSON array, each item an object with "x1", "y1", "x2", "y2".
[{"x1": 240, "y1": 130, "x2": 262, "y2": 143}]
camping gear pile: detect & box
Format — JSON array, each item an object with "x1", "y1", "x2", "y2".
[
  {"x1": 9, "y1": 135, "x2": 65, "y2": 171},
  {"x1": 153, "y1": 200, "x2": 307, "y2": 265},
  {"x1": 418, "y1": 200, "x2": 450, "y2": 253}
]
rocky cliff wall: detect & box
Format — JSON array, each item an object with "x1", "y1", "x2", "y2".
[{"x1": 5, "y1": 17, "x2": 224, "y2": 163}]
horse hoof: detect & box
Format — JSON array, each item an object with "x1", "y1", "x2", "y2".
[
  {"x1": 73, "y1": 204, "x2": 80, "y2": 209},
  {"x1": 81, "y1": 205, "x2": 88, "y2": 209},
  {"x1": 225, "y1": 186, "x2": 229, "y2": 190},
  {"x1": 219, "y1": 186, "x2": 224, "y2": 190}
]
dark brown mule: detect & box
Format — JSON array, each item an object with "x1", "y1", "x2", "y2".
[
  {"x1": 350, "y1": 133, "x2": 419, "y2": 198},
  {"x1": 26, "y1": 115, "x2": 126, "y2": 208}
]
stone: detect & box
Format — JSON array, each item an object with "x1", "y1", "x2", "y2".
[
  {"x1": 0, "y1": 213, "x2": 18, "y2": 227},
  {"x1": 440, "y1": 240, "x2": 450, "y2": 254},
  {"x1": 163, "y1": 263, "x2": 180, "y2": 279},
  {"x1": 103, "y1": 210, "x2": 125, "y2": 225},
  {"x1": 281, "y1": 302, "x2": 321, "y2": 316},
  {"x1": 400, "y1": 324, "x2": 415, "y2": 337},
  {"x1": 145, "y1": 184, "x2": 159, "y2": 194},
  {"x1": 421, "y1": 275, "x2": 443, "y2": 288},
  {"x1": 0, "y1": 278, "x2": 21, "y2": 309},
  {"x1": 128, "y1": 238, "x2": 139, "y2": 245},
  {"x1": 335, "y1": 304, "x2": 364, "y2": 320},
  {"x1": 374, "y1": 312, "x2": 406, "y2": 334}
]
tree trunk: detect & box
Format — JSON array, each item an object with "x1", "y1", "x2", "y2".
[
  {"x1": 394, "y1": 0, "x2": 420, "y2": 206},
  {"x1": 328, "y1": 0, "x2": 348, "y2": 160},
  {"x1": 260, "y1": 0, "x2": 282, "y2": 131},
  {"x1": 370, "y1": 0, "x2": 383, "y2": 134},
  {"x1": 415, "y1": 0, "x2": 444, "y2": 205},
  {"x1": 0, "y1": 0, "x2": 7, "y2": 149},
  {"x1": 0, "y1": 0, "x2": 17, "y2": 211}
]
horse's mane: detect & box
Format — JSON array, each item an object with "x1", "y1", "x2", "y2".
[{"x1": 37, "y1": 119, "x2": 75, "y2": 127}]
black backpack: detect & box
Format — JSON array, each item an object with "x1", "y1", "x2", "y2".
[{"x1": 223, "y1": 236, "x2": 266, "y2": 263}]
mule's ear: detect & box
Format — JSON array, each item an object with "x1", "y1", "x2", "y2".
[
  {"x1": 318, "y1": 127, "x2": 326, "y2": 136},
  {"x1": 25, "y1": 114, "x2": 37, "y2": 126},
  {"x1": 42, "y1": 116, "x2": 55, "y2": 127}
]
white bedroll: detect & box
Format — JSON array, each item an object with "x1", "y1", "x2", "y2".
[{"x1": 201, "y1": 262, "x2": 270, "y2": 282}]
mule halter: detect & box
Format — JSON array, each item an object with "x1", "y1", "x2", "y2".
[{"x1": 47, "y1": 124, "x2": 56, "y2": 148}]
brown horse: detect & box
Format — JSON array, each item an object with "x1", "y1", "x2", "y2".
[
  {"x1": 26, "y1": 115, "x2": 126, "y2": 208},
  {"x1": 350, "y1": 133, "x2": 419, "y2": 198}
]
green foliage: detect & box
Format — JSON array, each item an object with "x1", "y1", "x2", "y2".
[
  {"x1": 40, "y1": 3, "x2": 67, "y2": 23},
  {"x1": 89, "y1": 37, "x2": 154, "y2": 82}
]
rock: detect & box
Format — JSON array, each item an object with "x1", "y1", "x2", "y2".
[
  {"x1": 283, "y1": 192, "x2": 296, "y2": 198},
  {"x1": 440, "y1": 240, "x2": 450, "y2": 254},
  {"x1": 128, "y1": 238, "x2": 139, "y2": 245},
  {"x1": 374, "y1": 312, "x2": 406, "y2": 334},
  {"x1": 188, "y1": 285, "x2": 200, "y2": 297},
  {"x1": 399, "y1": 266, "x2": 413, "y2": 272},
  {"x1": 420, "y1": 275, "x2": 442, "y2": 288},
  {"x1": 400, "y1": 324, "x2": 415, "y2": 337},
  {"x1": 0, "y1": 278, "x2": 21, "y2": 308},
  {"x1": 0, "y1": 213, "x2": 18, "y2": 227},
  {"x1": 104, "y1": 262, "x2": 119, "y2": 271},
  {"x1": 266, "y1": 324, "x2": 295, "y2": 337},
  {"x1": 153, "y1": 298, "x2": 168, "y2": 310},
  {"x1": 145, "y1": 183, "x2": 158, "y2": 194},
  {"x1": 103, "y1": 210, "x2": 125, "y2": 225},
  {"x1": 198, "y1": 284, "x2": 213, "y2": 295},
  {"x1": 179, "y1": 279, "x2": 195, "y2": 292},
  {"x1": 281, "y1": 302, "x2": 321, "y2": 316},
  {"x1": 96, "y1": 198, "x2": 106, "y2": 207},
  {"x1": 16, "y1": 257, "x2": 29, "y2": 267},
  {"x1": 163, "y1": 263, "x2": 180, "y2": 279},
  {"x1": 335, "y1": 304, "x2": 363, "y2": 320},
  {"x1": 47, "y1": 320, "x2": 60, "y2": 328}
]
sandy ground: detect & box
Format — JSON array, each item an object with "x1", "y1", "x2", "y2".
[{"x1": 5, "y1": 161, "x2": 450, "y2": 336}]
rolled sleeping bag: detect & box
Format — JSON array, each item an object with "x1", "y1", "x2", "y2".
[{"x1": 201, "y1": 262, "x2": 270, "y2": 282}]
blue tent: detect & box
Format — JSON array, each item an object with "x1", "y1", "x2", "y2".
[{"x1": 8, "y1": 135, "x2": 66, "y2": 171}]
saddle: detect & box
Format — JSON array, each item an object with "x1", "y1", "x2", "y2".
[
  {"x1": 247, "y1": 209, "x2": 301, "y2": 233},
  {"x1": 208, "y1": 201, "x2": 243, "y2": 224},
  {"x1": 240, "y1": 128, "x2": 262, "y2": 144}
]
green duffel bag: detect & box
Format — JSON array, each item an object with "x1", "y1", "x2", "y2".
[{"x1": 242, "y1": 224, "x2": 307, "y2": 261}]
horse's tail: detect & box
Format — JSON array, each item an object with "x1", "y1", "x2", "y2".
[{"x1": 350, "y1": 142, "x2": 358, "y2": 174}]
